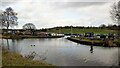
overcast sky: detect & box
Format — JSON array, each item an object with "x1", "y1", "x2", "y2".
[{"x1": 1, "y1": 0, "x2": 119, "y2": 29}]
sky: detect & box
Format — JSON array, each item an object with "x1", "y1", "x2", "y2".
[{"x1": 1, "y1": 0, "x2": 119, "y2": 29}]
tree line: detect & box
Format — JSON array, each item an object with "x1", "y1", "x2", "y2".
[{"x1": 47, "y1": 24, "x2": 120, "y2": 30}]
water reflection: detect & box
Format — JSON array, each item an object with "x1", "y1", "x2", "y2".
[
  {"x1": 11, "y1": 39, "x2": 16, "y2": 51},
  {"x1": 6, "y1": 39, "x2": 9, "y2": 50},
  {"x1": 90, "y1": 45, "x2": 93, "y2": 53}
]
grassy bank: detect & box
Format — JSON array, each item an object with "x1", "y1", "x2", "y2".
[
  {"x1": 67, "y1": 37, "x2": 119, "y2": 47},
  {"x1": 47, "y1": 28, "x2": 118, "y2": 34},
  {"x1": 2, "y1": 49, "x2": 53, "y2": 66}
]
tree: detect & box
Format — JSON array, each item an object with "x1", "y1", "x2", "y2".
[
  {"x1": 110, "y1": 1, "x2": 120, "y2": 25},
  {"x1": 0, "y1": 10, "x2": 4, "y2": 28},
  {"x1": 23, "y1": 23, "x2": 36, "y2": 30},
  {"x1": 23, "y1": 23, "x2": 36, "y2": 35},
  {"x1": 0, "y1": 7, "x2": 18, "y2": 29},
  {"x1": 99, "y1": 24, "x2": 106, "y2": 28}
]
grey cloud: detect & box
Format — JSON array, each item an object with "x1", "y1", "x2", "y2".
[
  {"x1": 53, "y1": 2, "x2": 107, "y2": 8},
  {"x1": 1, "y1": 2, "x2": 13, "y2": 7},
  {"x1": 68, "y1": 0, "x2": 115, "y2": 2},
  {"x1": 69, "y1": 0, "x2": 115, "y2": 2},
  {"x1": 1, "y1": 0, "x2": 19, "y2": 7}
]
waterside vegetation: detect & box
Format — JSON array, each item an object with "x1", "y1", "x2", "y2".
[
  {"x1": 67, "y1": 37, "x2": 120, "y2": 47},
  {"x1": 2, "y1": 49, "x2": 53, "y2": 66}
]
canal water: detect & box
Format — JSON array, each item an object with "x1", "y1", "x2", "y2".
[{"x1": 1, "y1": 37, "x2": 119, "y2": 66}]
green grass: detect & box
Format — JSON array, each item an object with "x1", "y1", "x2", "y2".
[
  {"x1": 69, "y1": 37, "x2": 120, "y2": 47},
  {"x1": 114, "y1": 39, "x2": 120, "y2": 43},
  {"x1": 72, "y1": 37, "x2": 103, "y2": 43},
  {"x1": 47, "y1": 28, "x2": 118, "y2": 34},
  {"x1": 2, "y1": 49, "x2": 53, "y2": 66}
]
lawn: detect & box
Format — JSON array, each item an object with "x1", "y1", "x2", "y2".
[{"x1": 47, "y1": 28, "x2": 118, "y2": 34}]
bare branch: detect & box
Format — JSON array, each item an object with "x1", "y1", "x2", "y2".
[
  {"x1": 23, "y1": 23, "x2": 36, "y2": 30},
  {"x1": 0, "y1": 7, "x2": 18, "y2": 29}
]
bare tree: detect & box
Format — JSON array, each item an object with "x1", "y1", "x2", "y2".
[
  {"x1": 23, "y1": 23, "x2": 36, "y2": 35},
  {"x1": 110, "y1": 1, "x2": 120, "y2": 25},
  {"x1": 0, "y1": 7, "x2": 18, "y2": 29},
  {"x1": 23, "y1": 23, "x2": 36, "y2": 30},
  {"x1": 99, "y1": 24, "x2": 106, "y2": 28},
  {"x1": 0, "y1": 10, "x2": 4, "y2": 28}
]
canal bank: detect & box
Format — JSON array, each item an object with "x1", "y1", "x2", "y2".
[
  {"x1": 2, "y1": 48, "x2": 53, "y2": 66},
  {"x1": 1, "y1": 35, "x2": 64, "y2": 39},
  {"x1": 66, "y1": 37, "x2": 119, "y2": 47}
]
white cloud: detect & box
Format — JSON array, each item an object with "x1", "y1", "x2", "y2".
[{"x1": 1, "y1": 0, "x2": 117, "y2": 29}]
